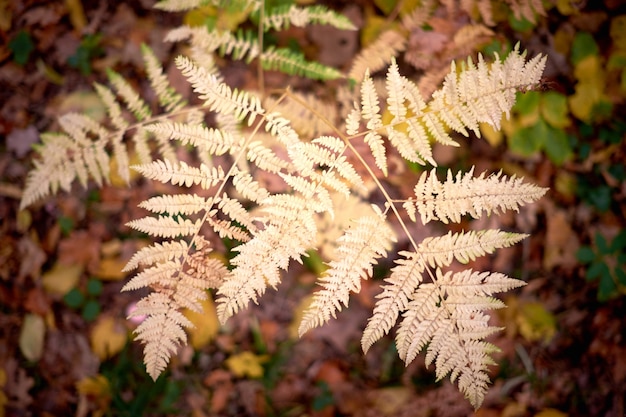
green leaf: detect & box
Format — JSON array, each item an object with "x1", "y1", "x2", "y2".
[
  {"x1": 9, "y1": 30, "x2": 34, "y2": 65},
  {"x1": 542, "y1": 123, "x2": 573, "y2": 165},
  {"x1": 610, "y1": 231, "x2": 626, "y2": 252},
  {"x1": 586, "y1": 261, "x2": 608, "y2": 282},
  {"x1": 87, "y1": 278, "x2": 103, "y2": 296},
  {"x1": 82, "y1": 299, "x2": 101, "y2": 322},
  {"x1": 597, "y1": 271, "x2": 617, "y2": 301},
  {"x1": 64, "y1": 287, "x2": 85, "y2": 309},
  {"x1": 576, "y1": 247, "x2": 596, "y2": 264},
  {"x1": 595, "y1": 233, "x2": 610, "y2": 254},
  {"x1": 541, "y1": 92, "x2": 570, "y2": 128},
  {"x1": 515, "y1": 91, "x2": 541, "y2": 115},
  {"x1": 508, "y1": 124, "x2": 542, "y2": 156},
  {"x1": 571, "y1": 32, "x2": 599, "y2": 66}
]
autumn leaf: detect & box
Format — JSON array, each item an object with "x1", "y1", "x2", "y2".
[
  {"x1": 183, "y1": 297, "x2": 220, "y2": 349},
  {"x1": 41, "y1": 262, "x2": 83, "y2": 296},
  {"x1": 90, "y1": 316, "x2": 128, "y2": 360},
  {"x1": 225, "y1": 351, "x2": 268, "y2": 378},
  {"x1": 19, "y1": 314, "x2": 45, "y2": 362}
]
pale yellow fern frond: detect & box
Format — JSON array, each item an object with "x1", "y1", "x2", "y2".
[
  {"x1": 216, "y1": 195, "x2": 318, "y2": 323},
  {"x1": 132, "y1": 159, "x2": 226, "y2": 189},
  {"x1": 396, "y1": 268, "x2": 525, "y2": 408},
  {"x1": 299, "y1": 206, "x2": 397, "y2": 335},
  {"x1": 348, "y1": 30, "x2": 407, "y2": 83},
  {"x1": 176, "y1": 55, "x2": 264, "y2": 124},
  {"x1": 126, "y1": 216, "x2": 202, "y2": 238},
  {"x1": 361, "y1": 250, "x2": 426, "y2": 353},
  {"x1": 145, "y1": 122, "x2": 234, "y2": 156},
  {"x1": 403, "y1": 167, "x2": 548, "y2": 224}
]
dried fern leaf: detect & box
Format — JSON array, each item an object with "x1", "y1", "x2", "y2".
[
  {"x1": 397, "y1": 268, "x2": 525, "y2": 408},
  {"x1": 132, "y1": 159, "x2": 225, "y2": 189},
  {"x1": 418, "y1": 229, "x2": 527, "y2": 267},
  {"x1": 404, "y1": 167, "x2": 548, "y2": 224},
  {"x1": 132, "y1": 293, "x2": 192, "y2": 379},
  {"x1": 106, "y1": 69, "x2": 152, "y2": 121},
  {"x1": 361, "y1": 250, "x2": 426, "y2": 352},
  {"x1": 348, "y1": 30, "x2": 407, "y2": 83},
  {"x1": 216, "y1": 196, "x2": 317, "y2": 323},
  {"x1": 126, "y1": 216, "x2": 202, "y2": 238},
  {"x1": 139, "y1": 194, "x2": 212, "y2": 216},
  {"x1": 145, "y1": 122, "x2": 234, "y2": 156},
  {"x1": 123, "y1": 240, "x2": 190, "y2": 272},
  {"x1": 176, "y1": 55, "x2": 264, "y2": 124},
  {"x1": 299, "y1": 206, "x2": 396, "y2": 335}
]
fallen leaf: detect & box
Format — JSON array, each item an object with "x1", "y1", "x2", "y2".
[
  {"x1": 369, "y1": 387, "x2": 411, "y2": 416},
  {"x1": 76, "y1": 374, "x2": 111, "y2": 413},
  {"x1": 94, "y1": 257, "x2": 127, "y2": 281},
  {"x1": 184, "y1": 297, "x2": 220, "y2": 349},
  {"x1": 19, "y1": 314, "x2": 45, "y2": 362},
  {"x1": 41, "y1": 262, "x2": 83, "y2": 296},
  {"x1": 516, "y1": 301, "x2": 557, "y2": 343},
  {"x1": 90, "y1": 316, "x2": 128, "y2": 360},
  {"x1": 225, "y1": 351, "x2": 268, "y2": 379}
]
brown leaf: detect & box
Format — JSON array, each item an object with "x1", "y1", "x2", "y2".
[{"x1": 58, "y1": 231, "x2": 101, "y2": 272}]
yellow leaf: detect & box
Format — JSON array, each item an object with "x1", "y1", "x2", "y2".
[
  {"x1": 19, "y1": 314, "x2": 45, "y2": 362},
  {"x1": 516, "y1": 301, "x2": 557, "y2": 343},
  {"x1": 95, "y1": 257, "x2": 127, "y2": 281},
  {"x1": 534, "y1": 408, "x2": 568, "y2": 417},
  {"x1": 479, "y1": 122, "x2": 503, "y2": 147},
  {"x1": 42, "y1": 262, "x2": 83, "y2": 296},
  {"x1": 76, "y1": 374, "x2": 110, "y2": 397},
  {"x1": 90, "y1": 316, "x2": 127, "y2": 360},
  {"x1": 225, "y1": 351, "x2": 268, "y2": 378},
  {"x1": 76, "y1": 374, "x2": 111, "y2": 416},
  {"x1": 289, "y1": 294, "x2": 314, "y2": 339},
  {"x1": 371, "y1": 387, "x2": 411, "y2": 415},
  {"x1": 0, "y1": 0, "x2": 11, "y2": 31},
  {"x1": 65, "y1": 0, "x2": 87, "y2": 31},
  {"x1": 569, "y1": 55, "x2": 606, "y2": 122},
  {"x1": 183, "y1": 297, "x2": 219, "y2": 349}
]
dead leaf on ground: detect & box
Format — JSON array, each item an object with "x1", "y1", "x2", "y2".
[{"x1": 90, "y1": 316, "x2": 128, "y2": 360}]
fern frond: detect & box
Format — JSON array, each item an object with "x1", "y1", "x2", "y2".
[
  {"x1": 348, "y1": 47, "x2": 546, "y2": 173},
  {"x1": 231, "y1": 167, "x2": 270, "y2": 203},
  {"x1": 141, "y1": 44, "x2": 186, "y2": 113},
  {"x1": 361, "y1": 250, "x2": 426, "y2": 352},
  {"x1": 348, "y1": 30, "x2": 407, "y2": 83},
  {"x1": 145, "y1": 122, "x2": 234, "y2": 156},
  {"x1": 261, "y1": 47, "x2": 344, "y2": 81},
  {"x1": 299, "y1": 206, "x2": 396, "y2": 335},
  {"x1": 131, "y1": 293, "x2": 192, "y2": 379},
  {"x1": 418, "y1": 229, "x2": 527, "y2": 267},
  {"x1": 123, "y1": 240, "x2": 190, "y2": 272},
  {"x1": 396, "y1": 268, "x2": 524, "y2": 408},
  {"x1": 176, "y1": 55, "x2": 264, "y2": 124},
  {"x1": 126, "y1": 216, "x2": 202, "y2": 238},
  {"x1": 106, "y1": 69, "x2": 152, "y2": 121},
  {"x1": 404, "y1": 167, "x2": 548, "y2": 224},
  {"x1": 139, "y1": 194, "x2": 212, "y2": 216},
  {"x1": 246, "y1": 140, "x2": 292, "y2": 173},
  {"x1": 132, "y1": 159, "x2": 225, "y2": 189},
  {"x1": 216, "y1": 196, "x2": 317, "y2": 323},
  {"x1": 154, "y1": 0, "x2": 204, "y2": 11},
  {"x1": 263, "y1": 4, "x2": 356, "y2": 31}
]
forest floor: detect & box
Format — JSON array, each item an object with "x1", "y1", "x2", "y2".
[{"x1": 1, "y1": 1, "x2": 625, "y2": 416}]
